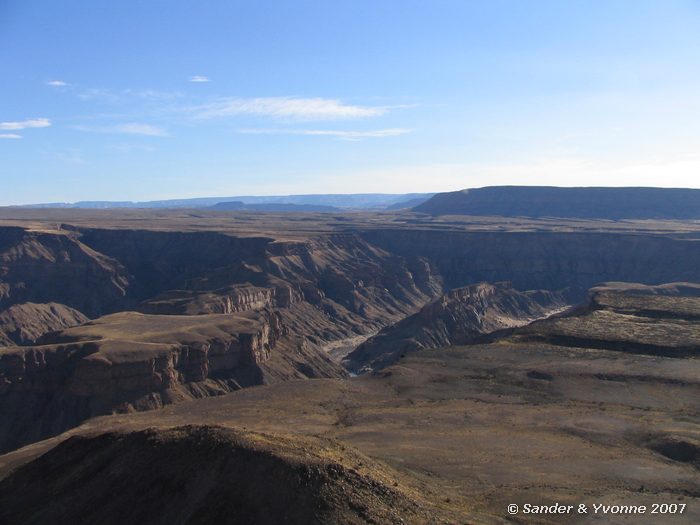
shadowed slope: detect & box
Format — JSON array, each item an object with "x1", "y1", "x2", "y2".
[
  {"x1": 0, "y1": 425, "x2": 453, "y2": 525},
  {"x1": 0, "y1": 302, "x2": 88, "y2": 346},
  {"x1": 347, "y1": 282, "x2": 569, "y2": 371}
]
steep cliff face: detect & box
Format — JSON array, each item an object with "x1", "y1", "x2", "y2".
[
  {"x1": 121, "y1": 232, "x2": 444, "y2": 338},
  {"x1": 0, "y1": 228, "x2": 129, "y2": 317},
  {"x1": 0, "y1": 303, "x2": 89, "y2": 346},
  {"x1": 361, "y1": 230, "x2": 700, "y2": 294},
  {"x1": 0, "y1": 310, "x2": 341, "y2": 454},
  {"x1": 77, "y1": 229, "x2": 272, "y2": 303},
  {"x1": 347, "y1": 282, "x2": 569, "y2": 371},
  {"x1": 139, "y1": 285, "x2": 281, "y2": 315}
]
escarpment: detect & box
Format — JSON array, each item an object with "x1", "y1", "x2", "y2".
[
  {"x1": 0, "y1": 310, "x2": 336, "y2": 454},
  {"x1": 414, "y1": 186, "x2": 700, "y2": 219},
  {"x1": 360, "y1": 229, "x2": 700, "y2": 293}
]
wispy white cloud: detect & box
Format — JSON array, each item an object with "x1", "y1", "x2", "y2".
[
  {"x1": 191, "y1": 97, "x2": 388, "y2": 121},
  {"x1": 78, "y1": 88, "x2": 182, "y2": 103},
  {"x1": 47, "y1": 80, "x2": 69, "y2": 87},
  {"x1": 114, "y1": 123, "x2": 169, "y2": 136},
  {"x1": 188, "y1": 75, "x2": 210, "y2": 83},
  {"x1": 78, "y1": 88, "x2": 117, "y2": 102},
  {"x1": 73, "y1": 122, "x2": 169, "y2": 136},
  {"x1": 57, "y1": 150, "x2": 86, "y2": 165},
  {"x1": 236, "y1": 128, "x2": 412, "y2": 140},
  {"x1": 110, "y1": 143, "x2": 156, "y2": 153},
  {"x1": 123, "y1": 89, "x2": 183, "y2": 101},
  {"x1": 0, "y1": 134, "x2": 22, "y2": 139},
  {"x1": 0, "y1": 118, "x2": 51, "y2": 130}
]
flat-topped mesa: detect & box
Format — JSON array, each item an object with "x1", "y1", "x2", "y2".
[
  {"x1": 0, "y1": 310, "x2": 292, "y2": 454},
  {"x1": 346, "y1": 282, "x2": 570, "y2": 372},
  {"x1": 512, "y1": 282, "x2": 700, "y2": 356},
  {"x1": 414, "y1": 186, "x2": 700, "y2": 219}
]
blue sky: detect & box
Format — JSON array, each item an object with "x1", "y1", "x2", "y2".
[{"x1": 2, "y1": 0, "x2": 700, "y2": 205}]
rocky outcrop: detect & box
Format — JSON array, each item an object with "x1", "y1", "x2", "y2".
[
  {"x1": 0, "y1": 425, "x2": 449, "y2": 525},
  {"x1": 0, "y1": 302, "x2": 88, "y2": 346},
  {"x1": 0, "y1": 309, "x2": 343, "y2": 454},
  {"x1": 414, "y1": 186, "x2": 700, "y2": 219},
  {"x1": 512, "y1": 282, "x2": 700, "y2": 357},
  {"x1": 346, "y1": 282, "x2": 569, "y2": 371},
  {"x1": 139, "y1": 285, "x2": 282, "y2": 315}
]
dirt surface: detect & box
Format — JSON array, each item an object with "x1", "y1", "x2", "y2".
[
  {"x1": 3, "y1": 337, "x2": 697, "y2": 524},
  {"x1": 0, "y1": 425, "x2": 461, "y2": 525}
]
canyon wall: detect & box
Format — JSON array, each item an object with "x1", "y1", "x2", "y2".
[
  {"x1": 4, "y1": 224, "x2": 700, "y2": 454},
  {"x1": 361, "y1": 230, "x2": 700, "y2": 294},
  {"x1": 0, "y1": 310, "x2": 291, "y2": 454}
]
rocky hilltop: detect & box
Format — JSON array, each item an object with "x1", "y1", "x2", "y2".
[
  {"x1": 0, "y1": 425, "x2": 453, "y2": 525},
  {"x1": 347, "y1": 282, "x2": 569, "y2": 371},
  {"x1": 414, "y1": 186, "x2": 700, "y2": 219}
]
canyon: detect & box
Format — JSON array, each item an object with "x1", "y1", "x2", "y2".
[{"x1": 1, "y1": 207, "x2": 699, "y2": 523}]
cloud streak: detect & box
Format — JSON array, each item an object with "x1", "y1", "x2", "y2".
[
  {"x1": 0, "y1": 134, "x2": 22, "y2": 139},
  {"x1": 73, "y1": 122, "x2": 169, "y2": 136},
  {"x1": 47, "y1": 80, "x2": 68, "y2": 87},
  {"x1": 0, "y1": 118, "x2": 51, "y2": 130},
  {"x1": 78, "y1": 88, "x2": 182, "y2": 103},
  {"x1": 192, "y1": 97, "x2": 387, "y2": 121},
  {"x1": 114, "y1": 123, "x2": 169, "y2": 136},
  {"x1": 188, "y1": 76, "x2": 210, "y2": 82},
  {"x1": 236, "y1": 128, "x2": 411, "y2": 140}
]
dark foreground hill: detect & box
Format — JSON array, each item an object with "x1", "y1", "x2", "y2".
[
  {"x1": 0, "y1": 425, "x2": 453, "y2": 525},
  {"x1": 414, "y1": 186, "x2": 700, "y2": 219}
]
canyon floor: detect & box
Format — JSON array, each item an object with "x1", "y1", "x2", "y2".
[{"x1": 1, "y1": 210, "x2": 699, "y2": 524}]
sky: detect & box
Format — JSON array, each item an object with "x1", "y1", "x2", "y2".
[{"x1": 2, "y1": 0, "x2": 700, "y2": 205}]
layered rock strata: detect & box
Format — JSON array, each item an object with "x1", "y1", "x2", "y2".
[{"x1": 347, "y1": 282, "x2": 569, "y2": 371}]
